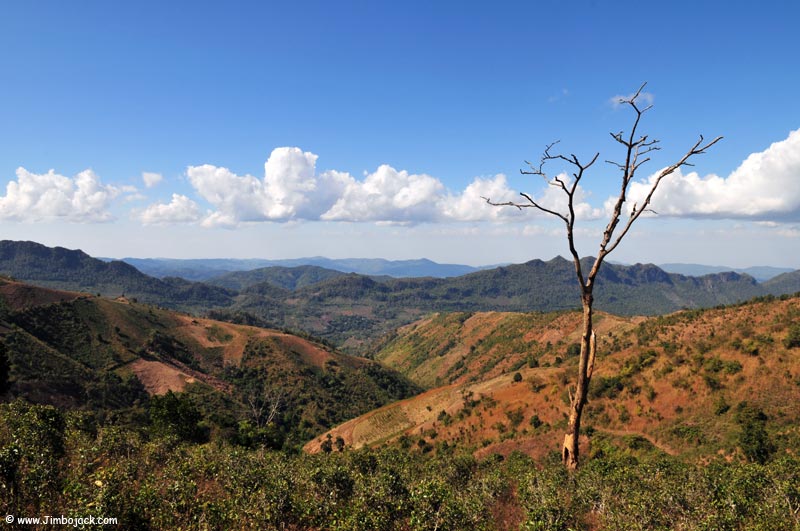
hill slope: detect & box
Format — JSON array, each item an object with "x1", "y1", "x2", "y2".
[
  {"x1": 230, "y1": 257, "x2": 768, "y2": 351},
  {"x1": 0, "y1": 240, "x2": 235, "y2": 311},
  {"x1": 0, "y1": 279, "x2": 419, "y2": 447},
  {"x1": 763, "y1": 269, "x2": 800, "y2": 295},
  {"x1": 307, "y1": 294, "x2": 800, "y2": 461},
  {"x1": 207, "y1": 264, "x2": 347, "y2": 291}
]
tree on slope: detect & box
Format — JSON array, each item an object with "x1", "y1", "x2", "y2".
[{"x1": 486, "y1": 84, "x2": 721, "y2": 469}]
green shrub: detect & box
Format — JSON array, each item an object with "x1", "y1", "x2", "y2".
[
  {"x1": 735, "y1": 403, "x2": 775, "y2": 464},
  {"x1": 149, "y1": 391, "x2": 209, "y2": 443},
  {"x1": 785, "y1": 324, "x2": 800, "y2": 349}
]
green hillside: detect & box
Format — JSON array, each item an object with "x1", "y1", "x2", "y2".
[
  {"x1": 0, "y1": 240, "x2": 235, "y2": 311},
  {"x1": 763, "y1": 269, "x2": 800, "y2": 295},
  {"x1": 1, "y1": 241, "x2": 793, "y2": 355},
  {"x1": 229, "y1": 257, "x2": 768, "y2": 351},
  {"x1": 208, "y1": 264, "x2": 347, "y2": 291},
  {"x1": 0, "y1": 279, "x2": 419, "y2": 448}
]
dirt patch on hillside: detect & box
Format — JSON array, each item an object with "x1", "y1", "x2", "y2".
[
  {"x1": 174, "y1": 314, "x2": 341, "y2": 370},
  {"x1": 129, "y1": 359, "x2": 195, "y2": 395},
  {"x1": 175, "y1": 315, "x2": 270, "y2": 366}
]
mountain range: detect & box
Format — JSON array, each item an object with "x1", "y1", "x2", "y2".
[
  {"x1": 113, "y1": 256, "x2": 494, "y2": 280},
  {"x1": 3, "y1": 239, "x2": 800, "y2": 529},
  {"x1": 2, "y1": 240, "x2": 799, "y2": 353},
  {"x1": 115, "y1": 255, "x2": 795, "y2": 282}
]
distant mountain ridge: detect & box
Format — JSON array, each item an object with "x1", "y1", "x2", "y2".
[
  {"x1": 116, "y1": 256, "x2": 493, "y2": 280},
  {"x1": 225, "y1": 256, "x2": 775, "y2": 351},
  {"x1": 119, "y1": 256, "x2": 795, "y2": 282},
  {"x1": 2, "y1": 240, "x2": 799, "y2": 353},
  {"x1": 658, "y1": 262, "x2": 794, "y2": 282},
  {"x1": 207, "y1": 265, "x2": 349, "y2": 291}
]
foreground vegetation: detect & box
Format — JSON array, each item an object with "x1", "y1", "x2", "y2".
[{"x1": 2, "y1": 400, "x2": 799, "y2": 531}]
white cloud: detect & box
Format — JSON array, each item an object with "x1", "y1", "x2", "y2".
[
  {"x1": 441, "y1": 172, "x2": 601, "y2": 222},
  {"x1": 139, "y1": 194, "x2": 202, "y2": 225},
  {"x1": 142, "y1": 172, "x2": 163, "y2": 188},
  {"x1": 522, "y1": 225, "x2": 562, "y2": 237},
  {"x1": 186, "y1": 147, "x2": 351, "y2": 227},
  {"x1": 322, "y1": 165, "x2": 443, "y2": 222},
  {"x1": 123, "y1": 193, "x2": 147, "y2": 203},
  {"x1": 617, "y1": 128, "x2": 800, "y2": 220},
  {"x1": 441, "y1": 174, "x2": 523, "y2": 222},
  {"x1": 185, "y1": 148, "x2": 448, "y2": 226},
  {"x1": 0, "y1": 167, "x2": 119, "y2": 222},
  {"x1": 177, "y1": 148, "x2": 606, "y2": 227},
  {"x1": 533, "y1": 175, "x2": 603, "y2": 220}
]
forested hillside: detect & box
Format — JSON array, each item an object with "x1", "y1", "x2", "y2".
[
  {"x1": 228, "y1": 257, "x2": 770, "y2": 350},
  {"x1": 0, "y1": 279, "x2": 418, "y2": 449},
  {"x1": 0, "y1": 241, "x2": 234, "y2": 311}
]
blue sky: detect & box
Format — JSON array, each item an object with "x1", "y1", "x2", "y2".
[{"x1": 1, "y1": 1, "x2": 799, "y2": 267}]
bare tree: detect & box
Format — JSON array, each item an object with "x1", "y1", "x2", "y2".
[
  {"x1": 485, "y1": 84, "x2": 721, "y2": 469},
  {"x1": 246, "y1": 384, "x2": 286, "y2": 428}
]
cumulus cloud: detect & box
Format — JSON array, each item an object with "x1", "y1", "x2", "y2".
[
  {"x1": 533, "y1": 176, "x2": 603, "y2": 220},
  {"x1": 184, "y1": 148, "x2": 451, "y2": 226},
  {"x1": 171, "y1": 147, "x2": 606, "y2": 227},
  {"x1": 186, "y1": 147, "x2": 351, "y2": 227},
  {"x1": 617, "y1": 128, "x2": 800, "y2": 220},
  {"x1": 441, "y1": 174, "x2": 522, "y2": 222},
  {"x1": 322, "y1": 165, "x2": 444, "y2": 222},
  {"x1": 139, "y1": 194, "x2": 202, "y2": 225},
  {"x1": 0, "y1": 167, "x2": 119, "y2": 222},
  {"x1": 142, "y1": 172, "x2": 163, "y2": 188}
]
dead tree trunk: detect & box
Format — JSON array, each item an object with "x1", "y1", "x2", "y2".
[
  {"x1": 485, "y1": 83, "x2": 721, "y2": 469},
  {"x1": 563, "y1": 292, "x2": 596, "y2": 468}
]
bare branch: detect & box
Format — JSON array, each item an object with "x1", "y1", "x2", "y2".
[
  {"x1": 246, "y1": 384, "x2": 287, "y2": 428},
  {"x1": 603, "y1": 134, "x2": 723, "y2": 256},
  {"x1": 481, "y1": 195, "x2": 568, "y2": 223}
]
